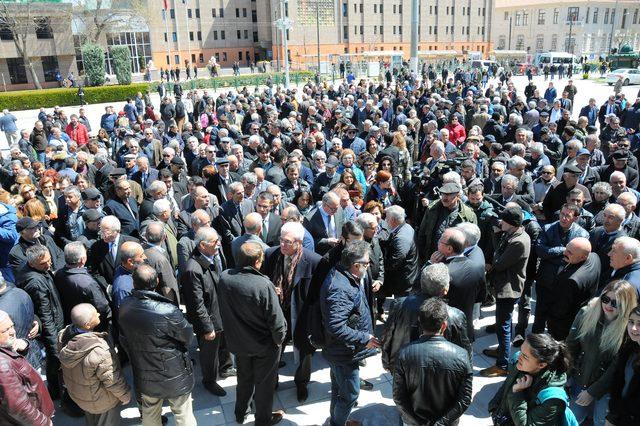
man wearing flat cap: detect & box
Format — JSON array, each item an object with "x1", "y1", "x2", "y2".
[
  {"x1": 598, "y1": 149, "x2": 640, "y2": 190},
  {"x1": 480, "y1": 204, "x2": 531, "y2": 377},
  {"x1": 9, "y1": 217, "x2": 65, "y2": 272},
  {"x1": 417, "y1": 182, "x2": 477, "y2": 263},
  {"x1": 209, "y1": 157, "x2": 240, "y2": 204},
  {"x1": 543, "y1": 164, "x2": 591, "y2": 222}
]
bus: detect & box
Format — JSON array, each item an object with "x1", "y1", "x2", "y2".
[{"x1": 533, "y1": 52, "x2": 580, "y2": 67}]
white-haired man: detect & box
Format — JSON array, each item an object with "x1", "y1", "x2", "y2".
[{"x1": 609, "y1": 236, "x2": 640, "y2": 296}]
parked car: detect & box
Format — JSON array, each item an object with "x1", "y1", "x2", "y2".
[{"x1": 606, "y1": 68, "x2": 640, "y2": 86}]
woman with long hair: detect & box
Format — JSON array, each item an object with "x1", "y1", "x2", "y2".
[
  {"x1": 489, "y1": 333, "x2": 572, "y2": 425},
  {"x1": 36, "y1": 176, "x2": 58, "y2": 220},
  {"x1": 606, "y1": 306, "x2": 640, "y2": 425},
  {"x1": 96, "y1": 128, "x2": 111, "y2": 150},
  {"x1": 337, "y1": 168, "x2": 364, "y2": 208},
  {"x1": 566, "y1": 280, "x2": 638, "y2": 425}
]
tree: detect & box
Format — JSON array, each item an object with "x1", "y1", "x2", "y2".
[
  {"x1": 111, "y1": 45, "x2": 132, "y2": 85},
  {"x1": 0, "y1": 1, "x2": 66, "y2": 89},
  {"x1": 82, "y1": 43, "x2": 105, "y2": 86},
  {"x1": 73, "y1": 0, "x2": 147, "y2": 44}
]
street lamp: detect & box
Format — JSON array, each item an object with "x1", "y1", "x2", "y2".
[
  {"x1": 276, "y1": 0, "x2": 292, "y2": 88},
  {"x1": 315, "y1": 0, "x2": 321, "y2": 84}
]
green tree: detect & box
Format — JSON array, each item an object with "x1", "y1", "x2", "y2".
[
  {"x1": 111, "y1": 45, "x2": 132, "y2": 85},
  {"x1": 81, "y1": 43, "x2": 105, "y2": 86}
]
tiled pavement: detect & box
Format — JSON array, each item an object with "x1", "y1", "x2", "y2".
[{"x1": 53, "y1": 303, "x2": 511, "y2": 425}]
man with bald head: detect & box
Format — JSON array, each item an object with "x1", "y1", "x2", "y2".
[
  {"x1": 58, "y1": 303, "x2": 131, "y2": 425},
  {"x1": 428, "y1": 227, "x2": 484, "y2": 340},
  {"x1": 231, "y1": 212, "x2": 268, "y2": 263},
  {"x1": 546, "y1": 238, "x2": 601, "y2": 339},
  {"x1": 177, "y1": 209, "x2": 211, "y2": 275},
  {"x1": 590, "y1": 203, "x2": 627, "y2": 289},
  {"x1": 609, "y1": 236, "x2": 640, "y2": 296}
]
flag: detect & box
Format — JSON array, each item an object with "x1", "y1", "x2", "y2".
[{"x1": 163, "y1": 0, "x2": 169, "y2": 10}]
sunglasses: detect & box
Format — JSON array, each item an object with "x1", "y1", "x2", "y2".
[{"x1": 601, "y1": 294, "x2": 618, "y2": 309}]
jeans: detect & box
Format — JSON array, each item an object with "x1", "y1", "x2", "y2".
[
  {"x1": 569, "y1": 381, "x2": 610, "y2": 426},
  {"x1": 495, "y1": 298, "x2": 518, "y2": 369},
  {"x1": 328, "y1": 360, "x2": 360, "y2": 426}
]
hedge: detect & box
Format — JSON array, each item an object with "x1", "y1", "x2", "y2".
[{"x1": 0, "y1": 71, "x2": 317, "y2": 111}]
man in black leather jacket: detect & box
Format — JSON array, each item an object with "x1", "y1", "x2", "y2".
[
  {"x1": 119, "y1": 265, "x2": 196, "y2": 425},
  {"x1": 392, "y1": 297, "x2": 473, "y2": 425},
  {"x1": 381, "y1": 263, "x2": 471, "y2": 372}
]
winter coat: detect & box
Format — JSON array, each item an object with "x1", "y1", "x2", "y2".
[
  {"x1": 489, "y1": 228, "x2": 531, "y2": 299},
  {"x1": 57, "y1": 326, "x2": 130, "y2": 414}
]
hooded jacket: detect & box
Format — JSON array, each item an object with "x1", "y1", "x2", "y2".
[{"x1": 57, "y1": 326, "x2": 130, "y2": 414}]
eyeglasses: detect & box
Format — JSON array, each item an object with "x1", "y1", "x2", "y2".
[
  {"x1": 163, "y1": 154, "x2": 171, "y2": 157},
  {"x1": 354, "y1": 260, "x2": 370, "y2": 267},
  {"x1": 601, "y1": 294, "x2": 618, "y2": 309},
  {"x1": 279, "y1": 238, "x2": 298, "y2": 246}
]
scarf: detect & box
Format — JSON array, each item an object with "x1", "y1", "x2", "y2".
[{"x1": 272, "y1": 248, "x2": 303, "y2": 309}]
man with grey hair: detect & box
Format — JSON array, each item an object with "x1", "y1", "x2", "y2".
[
  {"x1": 231, "y1": 212, "x2": 268, "y2": 263},
  {"x1": 141, "y1": 198, "x2": 178, "y2": 268},
  {"x1": 54, "y1": 241, "x2": 111, "y2": 332},
  {"x1": 382, "y1": 262, "x2": 471, "y2": 372},
  {"x1": 218, "y1": 181, "x2": 255, "y2": 264},
  {"x1": 305, "y1": 191, "x2": 344, "y2": 255},
  {"x1": 177, "y1": 209, "x2": 211, "y2": 275},
  {"x1": 383, "y1": 205, "x2": 419, "y2": 301},
  {"x1": 17, "y1": 244, "x2": 65, "y2": 399},
  {"x1": 144, "y1": 222, "x2": 180, "y2": 304},
  {"x1": 505, "y1": 155, "x2": 535, "y2": 204},
  {"x1": 181, "y1": 227, "x2": 232, "y2": 396},
  {"x1": 55, "y1": 185, "x2": 85, "y2": 246},
  {"x1": 87, "y1": 215, "x2": 139, "y2": 285},
  {"x1": 111, "y1": 241, "x2": 146, "y2": 311},
  {"x1": 609, "y1": 236, "x2": 640, "y2": 296}
]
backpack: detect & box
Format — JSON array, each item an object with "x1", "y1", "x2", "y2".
[
  {"x1": 308, "y1": 270, "x2": 363, "y2": 350},
  {"x1": 510, "y1": 352, "x2": 579, "y2": 426}
]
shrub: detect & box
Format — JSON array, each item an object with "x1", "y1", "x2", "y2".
[
  {"x1": 82, "y1": 43, "x2": 106, "y2": 86},
  {"x1": 111, "y1": 46, "x2": 132, "y2": 85}
]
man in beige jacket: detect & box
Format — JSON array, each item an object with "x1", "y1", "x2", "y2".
[{"x1": 58, "y1": 303, "x2": 131, "y2": 425}]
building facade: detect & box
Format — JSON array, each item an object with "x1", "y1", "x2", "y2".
[{"x1": 492, "y1": 0, "x2": 640, "y2": 58}]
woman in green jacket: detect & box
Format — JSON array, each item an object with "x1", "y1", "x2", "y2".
[
  {"x1": 566, "y1": 280, "x2": 638, "y2": 426},
  {"x1": 489, "y1": 333, "x2": 571, "y2": 425}
]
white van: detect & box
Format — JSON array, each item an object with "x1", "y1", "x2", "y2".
[{"x1": 535, "y1": 52, "x2": 579, "y2": 67}]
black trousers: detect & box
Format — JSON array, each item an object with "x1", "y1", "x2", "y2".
[
  {"x1": 235, "y1": 347, "x2": 280, "y2": 426},
  {"x1": 198, "y1": 333, "x2": 222, "y2": 384},
  {"x1": 45, "y1": 352, "x2": 61, "y2": 399},
  {"x1": 281, "y1": 304, "x2": 311, "y2": 386}
]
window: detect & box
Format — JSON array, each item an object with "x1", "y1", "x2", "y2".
[
  {"x1": 172, "y1": 32, "x2": 177, "y2": 42},
  {"x1": 0, "y1": 19, "x2": 13, "y2": 40},
  {"x1": 197, "y1": 31, "x2": 202, "y2": 41},
  {"x1": 586, "y1": 7, "x2": 590, "y2": 24},
  {"x1": 342, "y1": 2, "x2": 347, "y2": 17},
  {"x1": 380, "y1": 25, "x2": 383, "y2": 35},
  {"x1": 34, "y1": 17, "x2": 53, "y2": 39},
  {"x1": 398, "y1": 26, "x2": 402, "y2": 35},
  {"x1": 504, "y1": 11, "x2": 509, "y2": 20},
  {"x1": 354, "y1": 3, "x2": 357, "y2": 13},
  {"x1": 174, "y1": 54, "x2": 179, "y2": 64},
  {"x1": 199, "y1": 53, "x2": 204, "y2": 63},
  {"x1": 393, "y1": 4, "x2": 396, "y2": 13},
  {"x1": 235, "y1": 8, "x2": 240, "y2": 18},
  {"x1": 166, "y1": 55, "x2": 170, "y2": 65},
  {"x1": 196, "y1": 9, "x2": 200, "y2": 18},
  {"x1": 252, "y1": 10, "x2": 257, "y2": 22},
  {"x1": 188, "y1": 9, "x2": 192, "y2": 18},
  {"x1": 380, "y1": 4, "x2": 383, "y2": 13},
  {"x1": 593, "y1": 8, "x2": 599, "y2": 23},
  {"x1": 237, "y1": 30, "x2": 241, "y2": 39},
  {"x1": 374, "y1": 26, "x2": 377, "y2": 35},
  {"x1": 374, "y1": 4, "x2": 377, "y2": 13},
  {"x1": 515, "y1": 12, "x2": 522, "y2": 26},
  {"x1": 399, "y1": 4, "x2": 402, "y2": 13},
  {"x1": 523, "y1": 11, "x2": 529, "y2": 25},
  {"x1": 244, "y1": 30, "x2": 248, "y2": 39},
  {"x1": 41, "y1": 56, "x2": 59, "y2": 82},
  {"x1": 7, "y1": 58, "x2": 27, "y2": 84},
  {"x1": 359, "y1": 3, "x2": 363, "y2": 13},
  {"x1": 516, "y1": 35, "x2": 525, "y2": 50},
  {"x1": 536, "y1": 34, "x2": 544, "y2": 52},
  {"x1": 634, "y1": 9, "x2": 639, "y2": 25},
  {"x1": 343, "y1": 25, "x2": 348, "y2": 39},
  {"x1": 622, "y1": 8, "x2": 628, "y2": 28},
  {"x1": 222, "y1": 52, "x2": 227, "y2": 61},
  {"x1": 498, "y1": 36, "x2": 506, "y2": 50},
  {"x1": 611, "y1": 10, "x2": 615, "y2": 25},
  {"x1": 393, "y1": 26, "x2": 396, "y2": 35},
  {"x1": 164, "y1": 32, "x2": 167, "y2": 42},
  {"x1": 239, "y1": 52, "x2": 243, "y2": 61},
  {"x1": 243, "y1": 8, "x2": 247, "y2": 18},
  {"x1": 359, "y1": 25, "x2": 363, "y2": 35},
  {"x1": 212, "y1": 8, "x2": 216, "y2": 17},
  {"x1": 538, "y1": 10, "x2": 546, "y2": 25},
  {"x1": 221, "y1": 30, "x2": 225, "y2": 39},
  {"x1": 567, "y1": 7, "x2": 579, "y2": 23},
  {"x1": 170, "y1": 9, "x2": 175, "y2": 19},
  {"x1": 604, "y1": 9, "x2": 609, "y2": 24},
  {"x1": 189, "y1": 31, "x2": 194, "y2": 41},
  {"x1": 253, "y1": 31, "x2": 258, "y2": 42},
  {"x1": 553, "y1": 8, "x2": 559, "y2": 24},
  {"x1": 213, "y1": 30, "x2": 218, "y2": 40},
  {"x1": 551, "y1": 34, "x2": 558, "y2": 50},
  {"x1": 191, "y1": 54, "x2": 196, "y2": 63},
  {"x1": 219, "y1": 8, "x2": 224, "y2": 18}
]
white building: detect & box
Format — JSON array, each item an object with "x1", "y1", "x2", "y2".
[{"x1": 492, "y1": 0, "x2": 640, "y2": 59}]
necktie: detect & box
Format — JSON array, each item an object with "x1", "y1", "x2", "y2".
[
  {"x1": 109, "y1": 242, "x2": 117, "y2": 261},
  {"x1": 262, "y1": 218, "x2": 268, "y2": 241}
]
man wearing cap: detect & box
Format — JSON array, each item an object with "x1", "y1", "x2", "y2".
[
  {"x1": 208, "y1": 157, "x2": 239, "y2": 205},
  {"x1": 342, "y1": 124, "x2": 366, "y2": 154},
  {"x1": 311, "y1": 156, "x2": 341, "y2": 200},
  {"x1": 598, "y1": 149, "x2": 639, "y2": 190},
  {"x1": 543, "y1": 164, "x2": 589, "y2": 222},
  {"x1": 78, "y1": 209, "x2": 103, "y2": 248},
  {"x1": 55, "y1": 186, "x2": 86, "y2": 247},
  {"x1": 417, "y1": 182, "x2": 477, "y2": 263},
  {"x1": 480, "y1": 205, "x2": 531, "y2": 377},
  {"x1": 9, "y1": 217, "x2": 64, "y2": 273}
]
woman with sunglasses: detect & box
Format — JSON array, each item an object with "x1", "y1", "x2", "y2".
[
  {"x1": 566, "y1": 280, "x2": 638, "y2": 425},
  {"x1": 606, "y1": 306, "x2": 640, "y2": 426},
  {"x1": 488, "y1": 333, "x2": 571, "y2": 425}
]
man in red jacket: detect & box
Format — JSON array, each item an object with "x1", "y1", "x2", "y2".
[
  {"x1": 65, "y1": 114, "x2": 89, "y2": 147},
  {"x1": 0, "y1": 309, "x2": 55, "y2": 425}
]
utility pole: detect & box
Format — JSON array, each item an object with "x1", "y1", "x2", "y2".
[
  {"x1": 276, "y1": 0, "x2": 291, "y2": 88},
  {"x1": 609, "y1": 0, "x2": 619, "y2": 53},
  {"x1": 184, "y1": 0, "x2": 191, "y2": 63},
  {"x1": 410, "y1": 0, "x2": 419, "y2": 75},
  {"x1": 568, "y1": 12, "x2": 575, "y2": 54},
  {"x1": 508, "y1": 15, "x2": 512, "y2": 50},
  {"x1": 316, "y1": 0, "x2": 321, "y2": 84}
]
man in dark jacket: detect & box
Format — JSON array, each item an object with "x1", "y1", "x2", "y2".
[
  {"x1": 180, "y1": 227, "x2": 229, "y2": 396},
  {"x1": 16, "y1": 245, "x2": 64, "y2": 399},
  {"x1": 393, "y1": 298, "x2": 473, "y2": 426},
  {"x1": 53, "y1": 242, "x2": 111, "y2": 332},
  {"x1": 218, "y1": 241, "x2": 287, "y2": 425},
  {"x1": 0, "y1": 309, "x2": 55, "y2": 425},
  {"x1": 609, "y1": 236, "x2": 640, "y2": 297},
  {"x1": 546, "y1": 238, "x2": 601, "y2": 339},
  {"x1": 320, "y1": 240, "x2": 379, "y2": 426},
  {"x1": 590, "y1": 203, "x2": 627, "y2": 289},
  {"x1": 119, "y1": 265, "x2": 196, "y2": 425},
  {"x1": 382, "y1": 263, "x2": 471, "y2": 372},
  {"x1": 383, "y1": 205, "x2": 419, "y2": 298},
  {"x1": 8, "y1": 217, "x2": 64, "y2": 272},
  {"x1": 103, "y1": 179, "x2": 140, "y2": 238}
]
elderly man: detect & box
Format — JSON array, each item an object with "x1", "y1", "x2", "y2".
[
  {"x1": 143, "y1": 222, "x2": 180, "y2": 305},
  {"x1": 218, "y1": 242, "x2": 287, "y2": 425},
  {"x1": 590, "y1": 203, "x2": 628, "y2": 289},
  {"x1": 609, "y1": 236, "x2": 640, "y2": 296},
  {"x1": 217, "y1": 181, "x2": 255, "y2": 263},
  {"x1": 383, "y1": 205, "x2": 419, "y2": 302},
  {"x1": 111, "y1": 241, "x2": 147, "y2": 313},
  {"x1": 418, "y1": 182, "x2": 477, "y2": 262},
  {"x1": 9, "y1": 217, "x2": 64, "y2": 272},
  {"x1": 58, "y1": 304, "x2": 131, "y2": 425},
  {"x1": 382, "y1": 263, "x2": 471, "y2": 372},
  {"x1": 55, "y1": 185, "x2": 86, "y2": 246},
  {"x1": 177, "y1": 209, "x2": 211, "y2": 275},
  {"x1": 480, "y1": 205, "x2": 531, "y2": 377},
  {"x1": 305, "y1": 192, "x2": 344, "y2": 255},
  {"x1": 54, "y1": 242, "x2": 111, "y2": 332},
  {"x1": 141, "y1": 199, "x2": 179, "y2": 268},
  {"x1": 617, "y1": 192, "x2": 640, "y2": 239},
  {"x1": 262, "y1": 221, "x2": 327, "y2": 402},
  {"x1": 16, "y1": 245, "x2": 65, "y2": 399},
  {"x1": 181, "y1": 227, "x2": 229, "y2": 396},
  {"x1": 131, "y1": 156, "x2": 158, "y2": 191},
  {"x1": 140, "y1": 180, "x2": 169, "y2": 222},
  {"x1": 254, "y1": 191, "x2": 282, "y2": 247},
  {"x1": 231, "y1": 213, "x2": 268, "y2": 263},
  {"x1": 103, "y1": 179, "x2": 140, "y2": 238},
  {"x1": 546, "y1": 238, "x2": 601, "y2": 340},
  {"x1": 0, "y1": 309, "x2": 55, "y2": 425},
  {"x1": 87, "y1": 216, "x2": 139, "y2": 285}
]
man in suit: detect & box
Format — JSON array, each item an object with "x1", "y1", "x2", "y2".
[
  {"x1": 579, "y1": 98, "x2": 599, "y2": 126},
  {"x1": 262, "y1": 221, "x2": 327, "y2": 402},
  {"x1": 383, "y1": 205, "x2": 419, "y2": 300},
  {"x1": 103, "y1": 179, "x2": 140, "y2": 238},
  {"x1": 93, "y1": 154, "x2": 115, "y2": 194},
  {"x1": 140, "y1": 199, "x2": 179, "y2": 269},
  {"x1": 159, "y1": 168, "x2": 187, "y2": 215},
  {"x1": 255, "y1": 191, "x2": 282, "y2": 247},
  {"x1": 143, "y1": 222, "x2": 180, "y2": 305},
  {"x1": 87, "y1": 215, "x2": 139, "y2": 285},
  {"x1": 180, "y1": 227, "x2": 230, "y2": 396},
  {"x1": 609, "y1": 237, "x2": 640, "y2": 296},
  {"x1": 177, "y1": 209, "x2": 211, "y2": 275},
  {"x1": 304, "y1": 192, "x2": 344, "y2": 255},
  {"x1": 480, "y1": 205, "x2": 531, "y2": 378},
  {"x1": 546, "y1": 238, "x2": 601, "y2": 340},
  {"x1": 598, "y1": 95, "x2": 622, "y2": 128},
  {"x1": 429, "y1": 228, "x2": 484, "y2": 341},
  {"x1": 9, "y1": 217, "x2": 65, "y2": 273},
  {"x1": 131, "y1": 156, "x2": 158, "y2": 191},
  {"x1": 590, "y1": 203, "x2": 627, "y2": 290},
  {"x1": 231, "y1": 213, "x2": 268, "y2": 264},
  {"x1": 177, "y1": 184, "x2": 220, "y2": 237},
  {"x1": 208, "y1": 157, "x2": 239, "y2": 205},
  {"x1": 216, "y1": 182, "x2": 255, "y2": 263}
]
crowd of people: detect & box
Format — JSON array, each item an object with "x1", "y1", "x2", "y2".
[{"x1": 2, "y1": 64, "x2": 640, "y2": 426}]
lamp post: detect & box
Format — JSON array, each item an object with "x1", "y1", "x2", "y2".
[
  {"x1": 508, "y1": 15, "x2": 513, "y2": 50},
  {"x1": 608, "y1": 0, "x2": 620, "y2": 54},
  {"x1": 568, "y1": 11, "x2": 576, "y2": 54},
  {"x1": 315, "y1": 0, "x2": 321, "y2": 84},
  {"x1": 410, "y1": 0, "x2": 419, "y2": 75},
  {"x1": 276, "y1": 0, "x2": 292, "y2": 88}
]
